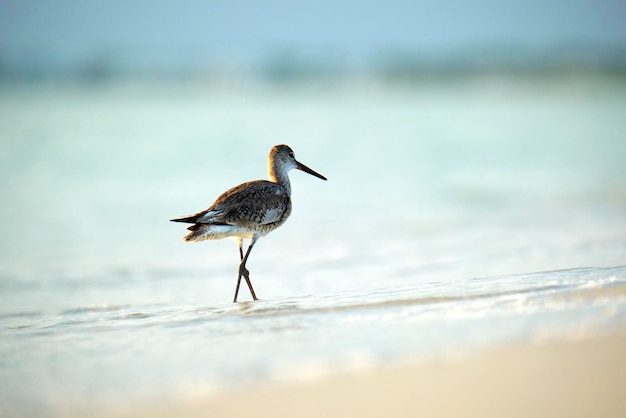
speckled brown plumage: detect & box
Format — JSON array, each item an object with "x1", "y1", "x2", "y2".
[
  {"x1": 180, "y1": 180, "x2": 292, "y2": 241},
  {"x1": 171, "y1": 144, "x2": 326, "y2": 303}
]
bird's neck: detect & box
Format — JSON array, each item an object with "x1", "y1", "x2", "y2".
[{"x1": 268, "y1": 164, "x2": 291, "y2": 195}]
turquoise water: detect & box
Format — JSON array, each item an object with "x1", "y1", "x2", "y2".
[{"x1": 1, "y1": 78, "x2": 626, "y2": 414}]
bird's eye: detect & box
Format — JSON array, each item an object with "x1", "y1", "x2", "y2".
[{"x1": 288, "y1": 152, "x2": 295, "y2": 158}]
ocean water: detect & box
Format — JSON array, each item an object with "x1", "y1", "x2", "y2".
[{"x1": 1, "y1": 77, "x2": 626, "y2": 415}]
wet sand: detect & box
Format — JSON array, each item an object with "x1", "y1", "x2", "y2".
[
  {"x1": 131, "y1": 284, "x2": 626, "y2": 418},
  {"x1": 13, "y1": 284, "x2": 625, "y2": 418},
  {"x1": 121, "y1": 331, "x2": 626, "y2": 418}
]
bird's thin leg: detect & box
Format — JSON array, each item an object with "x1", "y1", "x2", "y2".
[
  {"x1": 241, "y1": 236, "x2": 259, "y2": 301},
  {"x1": 233, "y1": 236, "x2": 258, "y2": 302},
  {"x1": 233, "y1": 277, "x2": 243, "y2": 303},
  {"x1": 241, "y1": 238, "x2": 258, "y2": 301},
  {"x1": 238, "y1": 239, "x2": 250, "y2": 279},
  {"x1": 233, "y1": 239, "x2": 245, "y2": 303}
]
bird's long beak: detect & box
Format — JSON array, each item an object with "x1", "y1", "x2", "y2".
[{"x1": 296, "y1": 161, "x2": 327, "y2": 181}]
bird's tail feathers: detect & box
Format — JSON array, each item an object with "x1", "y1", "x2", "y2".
[{"x1": 182, "y1": 224, "x2": 205, "y2": 242}]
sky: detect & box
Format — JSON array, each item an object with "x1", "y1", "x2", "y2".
[{"x1": 1, "y1": 0, "x2": 625, "y2": 71}]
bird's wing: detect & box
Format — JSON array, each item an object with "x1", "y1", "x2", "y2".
[{"x1": 198, "y1": 180, "x2": 290, "y2": 227}]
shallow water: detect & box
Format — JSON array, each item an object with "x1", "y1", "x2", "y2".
[
  {"x1": 1, "y1": 77, "x2": 626, "y2": 414},
  {"x1": 2, "y1": 266, "x2": 626, "y2": 415}
]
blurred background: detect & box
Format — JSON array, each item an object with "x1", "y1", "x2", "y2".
[
  {"x1": 2, "y1": 1, "x2": 626, "y2": 414},
  {"x1": 2, "y1": 0, "x2": 626, "y2": 83},
  {"x1": 1, "y1": 0, "x2": 625, "y2": 308}
]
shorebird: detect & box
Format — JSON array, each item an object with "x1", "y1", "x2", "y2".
[{"x1": 171, "y1": 144, "x2": 327, "y2": 303}]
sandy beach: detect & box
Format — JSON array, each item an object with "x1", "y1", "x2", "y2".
[
  {"x1": 114, "y1": 283, "x2": 624, "y2": 418},
  {"x1": 3, "y1": 280, "x2": 625, "y2": 418},
  {"x1": 108, "y1": 331, "x2": 625, "y2": 418},
  {"x1": 27, "y1": 282, "x2": 621, "y2": 418}
]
